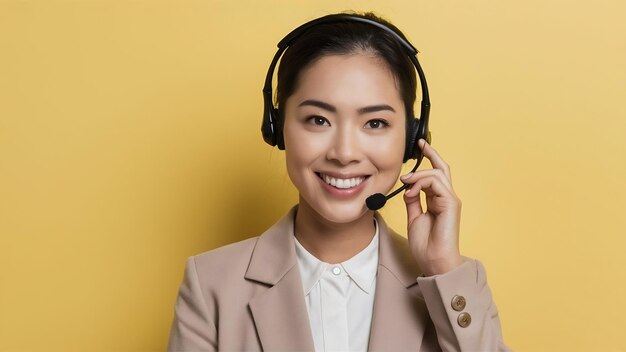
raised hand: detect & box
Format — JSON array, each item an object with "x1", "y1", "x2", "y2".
[{"x1": 401, "y1": 139, "x2": 464, "y2": 276}]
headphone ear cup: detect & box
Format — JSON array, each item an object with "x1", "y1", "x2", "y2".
[
  {"x1": 262, "y1": 95, "x2": 278, "y2": 147},
  {"x1": 273, "y1": 108, "x2": 285, "y2": 150},
  {"x1": 404, "y1": 118, "x2": 420, "y2": 162},
  {"x1": 261, "y1": 106, "x2": 285, "y2": 149}
]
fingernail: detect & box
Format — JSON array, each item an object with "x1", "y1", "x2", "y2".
[
  {"x1": 400, "y1": 172, "x2": 413, "y2": 181},
  {"x1": 418, "y1": 139, "x2": 426, "y2": 149}
]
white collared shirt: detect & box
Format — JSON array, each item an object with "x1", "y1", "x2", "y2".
[{"x1": 294, "y1": 221, "x2": 379, "y2": 352}]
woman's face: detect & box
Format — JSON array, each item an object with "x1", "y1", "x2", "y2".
[{"x1": 283, "y1": 53, "x2": 406, "y2": 224}]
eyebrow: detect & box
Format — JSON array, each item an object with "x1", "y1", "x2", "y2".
[{"x1": 298, "y1": 99, "x2": 396, "y2": 114}]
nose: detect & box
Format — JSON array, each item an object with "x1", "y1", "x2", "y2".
[{"x1": 326, "y1": 125, "x2": 362, "y2": 165}]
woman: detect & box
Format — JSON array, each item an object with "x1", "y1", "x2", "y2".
[{"x1": 168, "y1": 12, "x2": 509, "y2": 352}]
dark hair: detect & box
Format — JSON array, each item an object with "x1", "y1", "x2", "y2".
[{"x1": 276, "y1": 12, "x2": 417, "y2": 125}]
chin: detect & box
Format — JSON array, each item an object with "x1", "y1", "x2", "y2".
[
  {"x1": 299, "y1": 195, "x2": 372, "y2": 225},
  {"x1": 327, "y1": 203, "x2": 371, "y2": 224}
]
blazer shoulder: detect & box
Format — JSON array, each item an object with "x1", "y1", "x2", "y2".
[{"x1": 190, "y1": 236, "x2": 260, "y2": 283}]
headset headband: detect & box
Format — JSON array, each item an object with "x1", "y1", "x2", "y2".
[{"x1": 262, "y1": 14, "x2": 431, "y2": 162}]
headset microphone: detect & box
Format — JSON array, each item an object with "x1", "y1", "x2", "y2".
[{"x1": 365, "y1": 138, "x2": 428, "y2": 211}]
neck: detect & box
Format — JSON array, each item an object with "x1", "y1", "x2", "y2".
[{"x1": 294, "y1": 199, "x2": 376, "y2": 264}]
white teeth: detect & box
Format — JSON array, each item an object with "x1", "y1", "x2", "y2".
[{"x1": 320, "y1": 174, "x2": 365, "y2": 189}]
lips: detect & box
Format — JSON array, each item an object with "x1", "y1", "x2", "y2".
[{"x1": 316, "y1": 172, "x2": 368, "y2": 189}]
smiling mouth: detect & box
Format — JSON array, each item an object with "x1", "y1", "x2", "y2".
[{"x1": 316, "y1": 173, "x2": 368, "y2": 189}]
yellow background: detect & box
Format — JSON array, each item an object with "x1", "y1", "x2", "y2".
[{"x1": 1, "y1": 0, "x2": 625, "y2": 351}]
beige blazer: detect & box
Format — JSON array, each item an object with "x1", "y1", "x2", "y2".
[{"x1": 168, "y1": 207, "x2": 509, "y2": 351}]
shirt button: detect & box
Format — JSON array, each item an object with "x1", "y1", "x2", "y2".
[
  {"x1": 451, "y1": 295, "x2": 466, "y2": 311},
  {"x1": 332, "y1": 267, "x2": 341, "y2": 275},
  {"x1": 457, "y1": 312, "x2": 472, "y2": 328}
]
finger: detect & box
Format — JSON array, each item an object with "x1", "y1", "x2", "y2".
[
  {"x1": 404, "y1": 174, "x2": 456, "y2": 200},
  {"x1": 418, "y1": 139, "x2": 452, "y2": 182},
  {"x1": 403, "y1": 185, "x2": 424, "y2": 225},
  {"x1": 400, "y1": 169, "x2": 453, "y2": 192}
]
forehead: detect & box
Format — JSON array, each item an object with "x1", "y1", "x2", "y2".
[{"x1": 288, "y1": 54, "x2": 404, "y2": 110}]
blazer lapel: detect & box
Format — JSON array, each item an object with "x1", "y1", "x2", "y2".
[
  {"x1": 368, "y1": 215, "x2": 430, "y2": 352},
  {"x1": 245, "y1": 207, "x2": 315, "y2": 351}
]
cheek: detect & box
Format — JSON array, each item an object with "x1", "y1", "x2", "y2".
[
  {"x1": 283, "y1": 122, "x2": 323, "y2": 181},
  {"x1": 368, "y1": 130, "x2": 406, "y2": 168},
  {"x1": 283, "y1": 116, "x2": 334, "y2": 163},
  {"x1": 284, "y1": 148, "x2": 305, "y2": 194}
]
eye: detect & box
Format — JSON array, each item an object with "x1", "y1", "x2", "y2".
[
  {"x1": 364, "y1": 119, "x2": 389, "y2": 129},
  {"x1": 306, "y1": 116, "x2": 331, "y2": 127}
]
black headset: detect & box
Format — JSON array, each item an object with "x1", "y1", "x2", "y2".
[{"x1": 261, "y1": 13, "x2": 431, "y2": 164}]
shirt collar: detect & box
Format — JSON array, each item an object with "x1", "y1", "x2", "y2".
[{"x1": 294, "y1": 219, "x2": 380, "y2": 295}]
